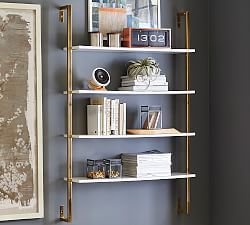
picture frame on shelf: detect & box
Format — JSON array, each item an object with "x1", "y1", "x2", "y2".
[
  {"x1": 88, "y1": 0, "x2": 161, "y2": 35},
  {"x1": 0, "y1": 2, "x2": 43, "y2": 221}
]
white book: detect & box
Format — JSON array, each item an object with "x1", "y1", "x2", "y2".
[
  {"x1": 118, "y1": 85, "x2": 169, "y2": 92},
  {"x1": 122, "y1": 153, "x2": 172, "y2": 164},
  {"x1": 122, "y1": 155, "x2": 172, "y2": 160},
  {"x1": 106, "y1": 99, "x2": 111, "y2": 135},
  {"x1": 122, "y1": 152, "x2": 172, "y2": 159},
  {"x1": 121, "y1": 80, "x2": 168, "y2": 87},
  {"x1": 122, "y1": 161, "x2": 172, "y2": 167},
  {"x1": 121, "y1": 75, "x2": 167, "y2": 81},
  {"x1": 118, "y1": 103, "x2": 127, "y2": 135},
  {"x1": 123, "y1": 171, "x2": 172, "y2": 178},
  {"x1": 122, "y1": 103, "x2": 126, "y2": 135},
  {"x1": 137, "y1": 166, "x2": 172, "y2": 172},
  {"x1": 110, "y1": 99, "x2": 119, "y2": 135},
  {"x1": 90, "y1": 97, "x2": 108, "y2": 135},
  {"x1": 119, "y1": 103, "x2": 124, "y2": 135},
  {"x1": 123, "y1": 167, "x2": 172, "y2": 174},
  {"x1": 110, "y1": 100, "x2": 116, "y2": 134},
  {"x1": 87, "y1": 105, "x2": 102, "y2": 135},
  {"x1": 114, "y1": 99, "x2": 120, "y2": 135}
]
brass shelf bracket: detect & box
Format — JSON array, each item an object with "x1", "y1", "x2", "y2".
[
  {"x1": 176, "y1": 11, "x2": 191, "y2": 215},
  {"x1": 58, "y1": 5, "x2": 73, "y2": 223}
]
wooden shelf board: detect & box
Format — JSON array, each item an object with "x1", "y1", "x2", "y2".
[
  {"x1": 64, "y1": 45, "x2": 196, "y2": 54},
  {"x1": 64, "y1": 173, "x2": 196, "y2": 184},
  {"x1": 63, "y1": 90, "x2": 195, "y2": 95}
]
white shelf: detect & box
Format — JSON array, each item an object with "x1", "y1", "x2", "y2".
[
  {"x1": 64, "y1": 132, "x2": 195, "y2": 139},
  {"x1": 65, "y1": 45, "x2": 196, "y2": 54},
  {"x1": 64, "y1": 173, "x2": 196, "y2": 184},
  {"x1": 63, "y1": 90, "x2": 195, "y2": 95}
]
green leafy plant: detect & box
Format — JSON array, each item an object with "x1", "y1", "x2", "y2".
[{"x1": 127, "y1": 57, "x2": 161, "y2": 80}]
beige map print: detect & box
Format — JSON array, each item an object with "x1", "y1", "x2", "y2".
[{"x1": 0, "y1": 9, "x2": 38, "y2": 215}]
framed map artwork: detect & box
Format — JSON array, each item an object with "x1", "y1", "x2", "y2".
[
  {"x1": 88, "y1": 0, "x2": 161, "y2": 35},
  {"x1": 0, "y1": 3, "x2": 43, "y2": 221}
]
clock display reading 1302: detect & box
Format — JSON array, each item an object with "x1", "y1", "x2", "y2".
[{"x1": 122, "y1": 28, "x2": 171, "y2": 48}]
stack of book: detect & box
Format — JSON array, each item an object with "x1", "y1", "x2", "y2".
[
  {"x1": 87, "y1": 97, "x2": 126, "y2": 135},
  {"x1": 118, "y1": 75, "x2": 168, "y2": 91},
  {"x1": 121, "y1": 150, "x2": 172, "y2": 178}
]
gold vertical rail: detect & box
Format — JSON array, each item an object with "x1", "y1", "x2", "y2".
[
  {"x1": 59, "y1": 5, "x2": 73, "y2": 223},
  {"x1": 177, "y1": 11, "x2": 191, "y2": 215}
]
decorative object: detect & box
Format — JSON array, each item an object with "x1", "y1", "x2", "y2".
[
  {"x1": 118, "y1": 57, "x2": 168, "y2": 91},
  {"x1": 90, "y1": 32, "x2": 103, "y2": 47},
  {"x1": 87, "y1": 159, "x2": 106, "y2": 179},
  {"x1": 0, "y1": 3, "x2": 43, "y2": 221},
  {"x1": 122, "y1": 28, "x2": 171, "y2": 48},
  {"x1": 108, "y1": 32, "x2": 121, "y2": 47},
  {"x1": 126, "y1": 128, "x2": 179, "y2": 135},
  {"x1": 104, "y1": 159, "x2": 122, "y2": 178},
  {"x1": 88, "y1": 0, "x2": 161, "y2": 35},
  {"x1": 127, "y1": 57, "x2": 161, "y2": 79},
  {"x1": 88, "y1": 68, "x2": 110, "y2": 91},
  {"x1": 140, "y1": 105, "x2": 162, "y2": 129}
]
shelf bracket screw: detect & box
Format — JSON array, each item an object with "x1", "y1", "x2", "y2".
[{"x1": 59, "y1": 10, "x2": 65, "y2": 23}]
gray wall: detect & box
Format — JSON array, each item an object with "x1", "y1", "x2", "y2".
[
  {"x1": 210, "y1": 1, "x2": 250, "y2": 225},
  {"x1": 1, "y1": 0, "x2": 210, "y2": 225}
]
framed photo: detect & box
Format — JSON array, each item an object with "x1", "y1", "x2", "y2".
[
  {"x1": 0, "y1": 3, "x2": 43, "y2": 221},
  {"x1": 88, "y1": 0, "x2": 161, "y2": 35}
]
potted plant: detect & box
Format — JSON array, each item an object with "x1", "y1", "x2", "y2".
[{"x1": 127, "y1": 57, "x2": 161, "y2": 81}]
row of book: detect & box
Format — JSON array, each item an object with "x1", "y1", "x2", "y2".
[
  {"x1": 121, "y1": 150, "x2": 172, "y2": 178},
  {"x1": 87, "y1": 97, "x2": 126, "y2": 135},
  {"x1": 118, "y1": 75, "x2": 169, "y2": 91}
]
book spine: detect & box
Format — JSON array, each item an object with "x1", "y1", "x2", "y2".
[
  {"x1": 123, "y1": 103, "x2": 126, "y2": 135},
  {"x1": 114, "y1": 99, "x2": 119, "y2": 135},
  {"x1": 118, "y1": 85, "x2": 169, "y2": 91},
  {"x1": 119, "y1": 103, "x2": 123, "y2": 135},
  {"x1": 106, "y1": 99, "x2": 111, "y2": 135},
  {"x1": 90, "y1": 97, "x2": 107, "y2": 135},
  {"x1": 110, "y1": 100, "x2": 116, "y2": 135},
  {"x1": 137, "y1": 158, "x2": 172, "y2": 163},
  {"x1": 102, "y1": 98, "x2": 107, "y2": 135},
  {"x1": 100, "y1": 106, "x2": 103, "y2": 135},
  {"x1": 87, "y1": 105, "x2": 102, "y2": 135},
  {"x1": 121, "y1": 75, "x2": 167, "y2": 80},
  {"x1": 121, "y1": 81, "x2": 168, "y2": 86}
]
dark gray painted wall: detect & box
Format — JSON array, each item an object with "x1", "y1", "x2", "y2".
[
  {"x1": 0, "y1": 0, "x2": 209, "y2": 225},
  {"x1": 210, "y1": 1, "x2": 250, "y2": 225}
]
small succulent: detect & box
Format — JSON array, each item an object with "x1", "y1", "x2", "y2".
[{"x1": 127, "y1": 57, "x2": 161, "y2": 80}]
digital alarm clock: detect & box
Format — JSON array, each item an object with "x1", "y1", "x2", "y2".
[{"x1": 122, "y1": 28, "x2": 171, "y2": 48}]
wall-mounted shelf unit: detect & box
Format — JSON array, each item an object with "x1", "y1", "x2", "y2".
[{"x1": 58, "y1": 5, "x2": 195, "y2": 223}]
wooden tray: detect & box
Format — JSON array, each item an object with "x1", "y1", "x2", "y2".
[{"x1": 126, "y1": 128, "x2": 181, "y2": 135}]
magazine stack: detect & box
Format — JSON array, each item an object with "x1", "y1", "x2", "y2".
[
  {"x1": 118, "y1": 75, "x2": 169, "y2": 91},
  {"x1": 121, "y1": 150, "x2": 172, "y2": 178}
]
